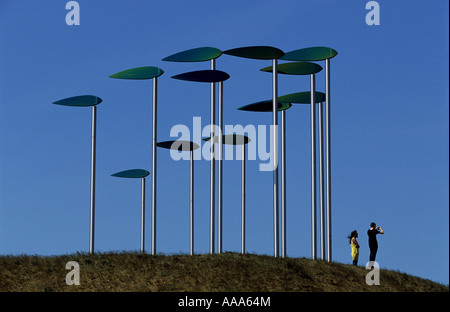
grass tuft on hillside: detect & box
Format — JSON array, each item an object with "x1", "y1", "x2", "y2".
[{"x1": 0, "y1": 252, "x2": 447, "y2": 292}]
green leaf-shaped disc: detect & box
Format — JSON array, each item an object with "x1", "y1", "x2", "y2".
[
  {"x1": 261, "y1": 61, "x2": 322, "y2": 75},
  {"x1": 278, "y1": 91, "x2": 326, "y2": 104},
  {"x1": 111, "y1": 169, "x2": 150, "y2": 179},
  {"x1": 223, "y1": 46, "x2": 284, "y2": 60},
  {"x1": 109, "y1": 66, "x2": 164, "y2": 80},
  {"x1": 280, "y1": 47, "x2": 338, "y2": 61},
  {"x1": 157, "y1": 140, "x2": 200, "y2": 151},
  {"x1": 162, "y1": 47, "x2": 222, "y2": 62},
  {"x1": 203, "y1": 134, "x2": 251, "y2": 145},
  {"x1": 53, "y1": 95, "x2": 102, "y2": 107},
  {"x1": 238, "y1": 100, "x2": 292, "y2": 112}
]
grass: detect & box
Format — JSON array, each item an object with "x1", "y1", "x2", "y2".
[{"x1": 0, "y1": 252, "x2": 447, "y2": 292}]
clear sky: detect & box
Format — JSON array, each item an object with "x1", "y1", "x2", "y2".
[{"x1": 0, "y1": 0, "x2": 448, "y2": 285}]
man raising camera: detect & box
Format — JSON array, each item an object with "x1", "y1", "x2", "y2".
[{"x1": 367, "y1": 222, "x2": 384, "y2": 262}]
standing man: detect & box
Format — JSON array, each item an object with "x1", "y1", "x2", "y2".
[{"x1": 367, "y1": 222, "x2": 384, "y2": 262}]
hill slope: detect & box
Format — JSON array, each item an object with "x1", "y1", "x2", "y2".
[{"x1": 0, "y1": 252, "x2": 447, "y2": 292}]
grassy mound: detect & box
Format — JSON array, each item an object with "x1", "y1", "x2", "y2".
[{"x1": 0, "y1": 252, "x2": 447, "y2": 292}]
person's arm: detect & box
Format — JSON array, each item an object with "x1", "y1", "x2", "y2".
[
  {"x1": 378, "y1": 226, "x2": 384, "y2": 234},
  {"x1": 352, "y1": 237, "x2": 360, "y2": 248}
]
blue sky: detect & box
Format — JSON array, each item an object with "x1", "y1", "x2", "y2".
[{"x1": 0, "y1": 0, "x2": 448, "y2": 285}]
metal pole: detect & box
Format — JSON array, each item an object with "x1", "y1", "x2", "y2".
[
  {"x1": 190, "y1": 150, "x2": 194, "y2": 255},
  {"x1": 89, "y1": 105, "x2": 96, "y2": 254},
  {"x1": 210, "y1": 59, "x2": 216, "y2": 255},
  {"x1": 152, "y1": 77, "x2": 157, "y2": 255},
  {"x1": 319, "y1": 102, "x2": 325, "y2": 260},
  {"x1": 241, "y1": 145, "x2": 246, "y2": 254},
  {"x1": 310, "y1": 74, "x2": 317, "y2": 260},
  {"x1": 218, "y1": 81, "x2": 223, "y2": 254},
  {"x1": 141, "y1": 177, "x2": 146, "y2": 254},
  {"x1": 281, "y1": 109, "x2": 286, "y2": 258},
  {"x1": 272, "y1": 59, "x2": 279, "y2": 258},
  {"x1": 325, "y1": 59, "x2": 332, "y2": 262}
]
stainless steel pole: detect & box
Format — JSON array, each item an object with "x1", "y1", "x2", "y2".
[
  {"x1": 272, "y1": 59, "x2": 279, "y2": 258},
  {"x1": 141, "y1": 177, "x2": 146, "y2": 254},
  {"x1": 210, "y1": 59, "x2": 216, "y2": 255},
  {"x1": 325, "y1": 59, "x2": 332, "y2": 262},
  {"x1": 310, "y1": 74, "x2": 317, "y2": 260},
  {"x1": 218, "y1": 81, "x2": 223, "y2": 254},
  {"x1": 281, "y1": 109, "x2": 286, "y2": 258},
  {"x1": 89, "y1": 105, "x2": 96, "y2": 254},
  {"x1": 319, "y1": 102, "x2": 325, "y2": 260},
  {"x1": 152, "y1": 77, "x2": 157, "y2": 255},
  {"x1": 190, "y1": 149, "x2": 194, "y2": 255},
  {"x1": 241, "y1": 144, "x2": 246, "y2": 254}
]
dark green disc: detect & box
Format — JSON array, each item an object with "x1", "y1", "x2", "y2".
[
  {"x1": 280, "y1": 47, "x2": 338, "y2": 61},
  {"x1": 278, "y1": 91, "x2": 326, "y2": 104},
  {"x1": 111, "y1": 169, "x2": 150, "y2": 179},
  {"x1": 203, "y1": 134, "x2": 251, "y2": 145},
  {"x1": 223, "y1": 46, "x2": 284, "y2": 60},
  {"x1": 238, "y1": 100, "x2": 292, "y2": 112},
  {"x1": 260, "y1": 61, "x2": 322, "y2": 75},
  {"x1": 162, "y1": 47, "x2": 222, "y2": 62},
  {"x1": 53, "y1": 95, "x2": 102, "y2": 107},
  {"x1": 172, "y1": 70, "x2": 230, "y2": 83},
  {"x1": 109, "y1": 66, "x2": 164, "y2": 80},
  {"x1": 157, "y1": 140, "x2": 200, "y2": 151}
]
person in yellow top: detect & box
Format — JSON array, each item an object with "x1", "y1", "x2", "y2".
[{"x1": 347, "y1": 230, "x2": 360, "y2": 265}]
